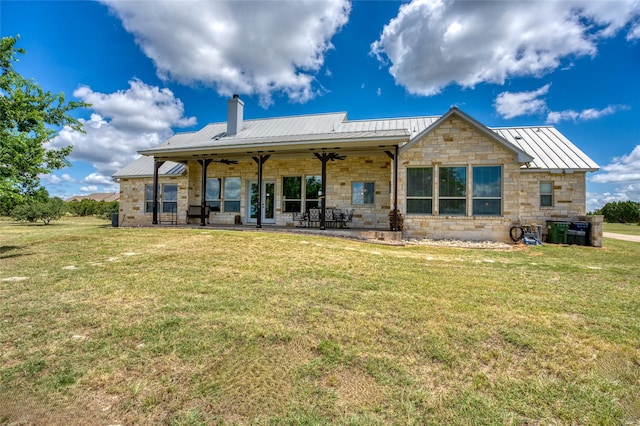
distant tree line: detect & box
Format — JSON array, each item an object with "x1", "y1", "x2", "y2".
[
  {"x1": 3, "y1": 187, "x2": 119, "y2": 224},
  {"x1": 592, "y1": 201, "x2": 640, "y2": 224}
]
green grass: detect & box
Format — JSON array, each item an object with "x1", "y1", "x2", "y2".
[
  {"x1": 604, "y1": 222, "x2": 640, "y2": 236},
  {"x1": 1, "y1": 217, "x2": 639, "y2": 425}
]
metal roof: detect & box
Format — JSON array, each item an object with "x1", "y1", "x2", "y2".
[
  {"x1": 114, "y1": 108, "x2": 599, "y2": 178},
  {"x1": 493, "y1": 126, "x2": 599, "y2": 171},
  {"x1": 112, "y1": 155, "x2": 186, "y2": 179}
]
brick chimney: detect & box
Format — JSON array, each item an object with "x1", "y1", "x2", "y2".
[{"x1": 227, "y1": 94, "x2": 244, "y2": 136}]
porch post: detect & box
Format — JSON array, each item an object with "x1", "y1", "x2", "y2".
[
  {"x1": 152, "y1": 159, "x2": 164, "y2": 225},
  {"x1": 385, "y1": 146, "x2": 400, "y2": 231},
  {"x1": 252, "y1": 154, "x2": 271, "y2": 228},
  {"x1": 313, "y1": 151, "x2": 345, "y2": 230},
  {"x1": 199, "y1": 159, "x2": 213, "y2": 226}
]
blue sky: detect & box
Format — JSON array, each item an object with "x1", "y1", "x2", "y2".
[{"x1": 2, "y1": 0, "x2": 639, "y2": 212}]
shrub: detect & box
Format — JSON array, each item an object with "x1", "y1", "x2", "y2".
[
  {"x1": 594, "y1": 201, "x2": 640, "y2": 223},
  {"x1": 11, "y1": 197, "x2": 66, "y2": 224}
]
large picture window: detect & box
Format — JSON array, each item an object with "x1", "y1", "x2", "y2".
[
  {"x1": 472, "y1": 166, "x2": 502, "y2": 216},
  {"x1": 162, "y1": 184, "x2": 178, "y2": 213},
  {"x1": 283, "y1": 176, "x2": 302, "y2": 213},
  {"x1": 439, "y1": 166, "x2": 466, "y2": 215},
  {"x1": 205, "y1": 178, "x2": 221, "y2": 211},
  {"x1": 540, "y1": 181, "x2": 553, "y2": 207},
  {"x1": 224, "y1": 177, "x2": 241, "y2": 212},
  {"x1": 406, "y1": 167, "x2": 433, "y2": 214},
  {"x1": 305, "y1": 175, "x2": 322, "y2": 210},
  {"x1": 144, "y1": 184, "x2": 157, "y2": 213},
  {"x1": 352, "y1": 182, "x2": 374, "y2": 204}
]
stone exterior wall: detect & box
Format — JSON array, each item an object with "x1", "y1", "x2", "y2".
[
  {"x1": 117, "y1": 116, "x2": 595, "y2": 244},
  {"x1": 117, "y1": 175, "x2": 188, "y2": 226}
]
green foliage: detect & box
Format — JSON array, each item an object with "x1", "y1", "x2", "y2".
[
  {"x1": 66, "y1": 199, "x2": 118, "y2": 219},
  {"x1": 11, "y1": 196, "x2": 66, "y2": 224},
  {"x1": 0, "y1": 35, "x2": 89, "y2": 201},
  {"x1": 594, "y1": 201, "x2": 640, "y2": 223}
]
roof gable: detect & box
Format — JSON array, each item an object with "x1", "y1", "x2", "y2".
[{"x1": 401, "y1": 107, "x2": 534, "y2": 164}]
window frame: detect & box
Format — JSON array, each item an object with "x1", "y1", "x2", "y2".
[
  {"x1": 161, "y1": 184, "x2": 178, "y2": 213},
  {"x1": 472, "y1": 165, "x2": 502, "y2": 216},
  {"x1": 205, "y1": 178, "x2": 221, "y2": 211},
  {"x1": 282, "y1": 176, "x2": 302, "y2": 213},
  {"x1": 352, "y1": 181, "x2": 375, "y2": 205},
  {"x1": 406, "y1": 167, "x2": 433, "y2": 214},
  {"x1": 438, "y1": 166, "x2": 467, "y2": 216},
  {"x1": 540, "y1": 181, "x2": 553, "y2": 207},
  {"x1": 144, "y1": 184, "x2": 157, "y2": 214},
  {"x1": 305, "y1": 175, "x2": 322, "y2": 211},
  {"x1": 223, "y1": 177, "x2": 241, "y2": 213}
]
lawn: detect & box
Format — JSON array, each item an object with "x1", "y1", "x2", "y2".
[
  {"x1": 604, "y1": 222, "x2": 640, "y2": 236},
  {"x1": 1, "y1": 217, "x2": 638, "y2": 425}
]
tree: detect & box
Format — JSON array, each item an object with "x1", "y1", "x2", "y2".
[
  {"x1": 11, "y1": 195, "x2": 66, "y2": 225},
  {"x1": 594, "y1": 201, "x2": 640, "y2": 223},
  {"x1": 0, "y1": 35, "x2": 88, "y2": 210}
]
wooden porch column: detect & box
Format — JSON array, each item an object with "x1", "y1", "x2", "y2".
[
  {"x1": 252, "y1": 154, "x2": 271, "y2": 228},
  {"x1": 313, "y1": 151, "x2": 345, "y2": 230},
  {"x1": 385, "y1": 146, "x2": 400, "y2": 231},
  {"x1": 152, "y1": 159, "x2": 164, "y2": 225},
  {"x1": 198, "y1": 159, "x2": 213, "y2": 226}
]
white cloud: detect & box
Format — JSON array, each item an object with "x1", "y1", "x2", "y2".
[
  {"x1": 494, "y1": 85, "x2": 550, "y2": 119},
  {"x1": 494, "y1": 85, "x2": 628, "y2": 122},
  {"x1": 546, "y1": 105, "x2": 629, "y2": 123},
  {"x1": 47, "y1": 79, "x2": 196, "y2": 178},
  {"x1": 591, "y1": 145, "x2": 640, "y2": 183},
  {"x1": 80, "y1": 185, "x2": 99, "y2": 193},
  {"x1": 587, "y1": 185, "x2": 640, "y2": 212},
  {"x1": 84, "y1": 173, "x2": 114, "y2": 186},
  {"x1": 371, "y1": 0, "x2": 640, "y2": 95},
  {"x1": 41, "y1": 173, "x2": 76, "y2": 186},
  {"x1": 101, "y1": 0, "x2": 350, "y2": 107}
]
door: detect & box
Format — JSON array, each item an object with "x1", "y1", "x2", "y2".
[{"x1": 248, "y1": 180, "x2": 276, "y2": 224}]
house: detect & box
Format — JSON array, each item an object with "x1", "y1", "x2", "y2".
[
  {"x1": 113, "y1": 95, "x2": 602, "y2": 245},
  {"x1": 66, "y1": 192, "x2": 120, "y2": 202}
]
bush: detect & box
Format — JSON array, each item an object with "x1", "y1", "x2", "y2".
[
  {"x1": 11, "y1": 197, "x2": 66, "y2": 224},
  {"x1": 594, "y1": 201, "x2": 640, "y2": 223},
  {"x1": 67, "y1": 199, "x2": 118, "y2": 219}
]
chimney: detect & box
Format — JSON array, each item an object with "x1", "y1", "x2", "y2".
[{"x1": 227, "y1": 94, "x2": 244, "y2": 136}]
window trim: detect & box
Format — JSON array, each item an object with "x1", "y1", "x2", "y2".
[
  {"x1": 352, "y1": 181, "x2": 375, "y2": 205},
  {"x1": 540, "y1": 180, "x2": 553, "y2": 207},
  {"x1": 205, "y1": 177, "x2": 221, "y2": 211},
  {"x1": 438, "y1": 166, "x2": 467, "y2": 216},
  {"x1": 223, "y1": 177, "x2": 241, "y2": 213},
  {"x1": 282, "y1": 176, "x2": 302, "y2": 213},
  {"x1": 406, "y1": 167, "x2": 433, "y2": 215},
  {"x1": 471, "y1": 165, "x2": 502, "y2": 216}
]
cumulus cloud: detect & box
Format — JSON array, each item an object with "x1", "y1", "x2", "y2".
[
  {"x1": 100, "y1": 0, "x2": 350, "y2": 107},
  {"x1": 371, "y1": 0, "x2": 640, "y2": 95},
  {"x1": 591, "y1": 145, "x2": 640, "y2": 184},
  {"x1": 47, "y1": 79, "x2": 196, "y2": 184},
  {"x1": 494, "y1": 84, "x2": 628, "y2": 123},
  {"x1": 587, "y1": 184, "x2": 640, "y2": 212},
  {"x1": 494, "y1": 85, "x2": 550, "y2": 119},
  {"x1": 41, "y1": 173, "x2": 76, "y2": 186}
]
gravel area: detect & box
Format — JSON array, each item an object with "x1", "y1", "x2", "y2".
[{"x1": 401, "y1": 238, "x2": 514, "y2": 249}]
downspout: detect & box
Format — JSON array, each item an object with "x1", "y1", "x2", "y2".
[{"x1": 393, "y1": 144, "x2": 399, "y2": 231}]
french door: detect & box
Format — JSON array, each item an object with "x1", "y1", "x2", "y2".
[{"x1": 247, "y1": 180, "x2": 276, "y2": 224}]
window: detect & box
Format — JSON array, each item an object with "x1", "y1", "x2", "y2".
[
  {"x1": 439, "y1": 166, "x2": 466, "y2": 215},
  {"x1": 540, "y1": 181, "x2": 553, "y2": 207},
  {"x1": 162, "y1": 184, "x2": 178, "y2": 213},
  {"x1": 205, "y1": 178, "x2": 221, "y2": 211},
  {"x1": 224, "y1": 177, "x2": 241, "y2": 212},
  {"x1": 472, "y1": 166, "x2": 502, "y2": 216},
  {"x1": 305, "y1": 175, "x2": 322, "y2": 210},
  {"x1": 352, "y1": 182, "x2": 374, "y2": 204},
  {"x1": 144, "y1": 184, "x2": 157, "y2": 213},
  {"x1": 283, "y1": 176, "x2": 302, "y2": 213},
  {"x1": 406, "y1": 167, "x2": 433, "y2": 214}
]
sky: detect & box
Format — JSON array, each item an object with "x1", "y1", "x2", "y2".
[{"x1": 2, "y1": 0, "x2": 639, "y2": 212}]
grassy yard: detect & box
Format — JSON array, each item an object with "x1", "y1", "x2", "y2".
[
  {"x1": 1, "y1": 217, "x2": 638, "y2": 425},
  {"x1": 604, "y1": 222, "x2": 640, "y2": 236}
]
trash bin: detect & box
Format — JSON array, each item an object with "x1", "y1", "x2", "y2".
[
  {"x1": 111, "y1": 213, "x2": 119, "y2": 227},
  {"x1": 570, "y1": 221, "x2": 590, "y2": 245},
  {"x1": 546, "y1": 221, "x2": 569, "y2": 244}
]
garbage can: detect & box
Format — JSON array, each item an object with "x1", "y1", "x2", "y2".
[
  {"x1": 111, "y1": 213, "x2": 119, "y2": 227},
  {"x1": 546, "y1": 221, "x2": 569, "y2": 244},
  {"x1": 570, "y1": 221, "x2": 590, "y2": 245}
]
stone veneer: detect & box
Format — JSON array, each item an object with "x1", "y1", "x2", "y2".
[{"x1": 118, "y1": 116, "x2": 601, "y2": 246}]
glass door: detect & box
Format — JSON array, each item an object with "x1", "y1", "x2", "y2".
[{"x1": 248, "y1": 180, "x2": 276, "y2": 224}]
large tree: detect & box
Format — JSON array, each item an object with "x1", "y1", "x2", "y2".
[{"x1": 0, "y1": 35, "x2": 88, "y2": 209}]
